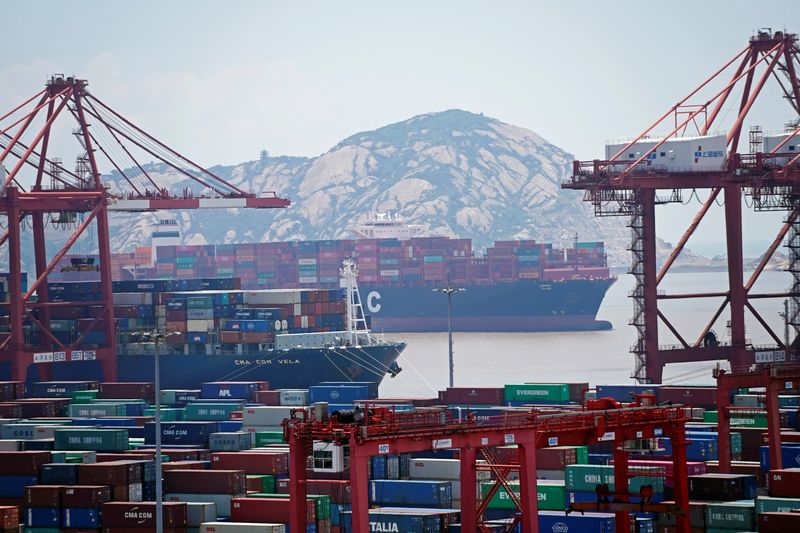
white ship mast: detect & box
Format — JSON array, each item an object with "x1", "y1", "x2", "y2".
[{"x1": 340, "y1": 258, "x2": 372, "y2": 345}]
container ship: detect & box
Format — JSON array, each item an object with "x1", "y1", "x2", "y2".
[
  {"x1": 97, "y1": 214, "x2": 615, "y2": 332},
  {"x1": 10, "y1": 261, "x2": 405, "y2": 390}
]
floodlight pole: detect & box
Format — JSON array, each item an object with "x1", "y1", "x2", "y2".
[{"x1": 433, "y1": 286, "x2": 464, "y2": 387}]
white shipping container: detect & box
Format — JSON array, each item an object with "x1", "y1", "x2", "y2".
[
  {"x1": 301, "y1": 315, "x2": 309, "y2": 329},
  {"x1": 605, "y1": 133, "x2": 727, "y2": 172},
  {"x1": 732, "y1": 394, "x2": 762, "y2": 408},
  {"x1": 536, "y1": 469, "x2": 566, "y2": 480},
  {"x1": 241, "y1": 425, "x2": 284, "y2": 435},
  {"x1": 409, "y1": 458, "x2": 491, "y2": 481},
  {"x1": 293, "y1": 304, "x2": 301, "y2": 316},
  {"x1": 165, "y1": 493, "x2": 244, "y2": 518},
  {"x1": 186, "y1": 502, "x2": 218, "y2": 527},
  {"x1": 0, "y1": 440, "x2": 20, "y2": 451},
  {"x1": 126, "y1": 482, "x2": 143, "y2": 502},
  {"x1": 201, "y1": 523, "x2": 285, "y2": 533},
  {"x1": 243, "y1": 290, "x2": 302, "y2": 306},
  {"x1": 279, "y1": 389, "x2": 309, "y2": 406},
  {"x1": 187, "y1": 319, "x2": 215, "y2": 332},
  {"x1": 379, "y1": 270, "x2": 400, "y2": 276},
  {"x1": 764, "y1": 132, "x2": 800, "y2": 165},
  {"x1": 241, "y1": 406, "x2": 297, "y2": 427},
  {"x1": 299, "y1": 277, "x2": 318, "y2": 284},
  {"x1": 298, "y1": 258, "x2": 318, "y2": 266},
  {"x1": 187, "y1": 308, "x2": 214, "y2": 320},
  {"x1": 113, "y1": 292, "x2": 153, "y2": 305}
]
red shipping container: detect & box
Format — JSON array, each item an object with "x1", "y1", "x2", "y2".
[
  {"x1": 0, "y1": 403, "x2": 23, "y2": 418},
  {"x1": 78, "y1": 461, "x2": 142, "y2": 486},
  {"x1": 254, "y1": 390, "x2": 281, "y2": 405},
  {"x1": 0, "y1": 382, "x2": 22, "y2": 400},
  {"x1": 162, "y1": 461, "x2": 208, "y2": 471},
  {"x1": 61, "y1": 485, "x2": 112, "y2": 508},
  {"x1": 0, "y1": 451, "x2": 52, "y2": 475},
  {"x1": 656, "y1": 386, "x2": 718, "y2": 408},
  {"x1": 438, "y1": 387, "x2": 504, "y2": 405},
  {"x1": 275, "y1": 478, "x2": 352, "y2": 503},
  {"x1": 16, "y1": 399, "x2": 60, "y2": 417},
  {"x1": 163, "y1": 469, "x2": 246, "y2": 495},
  {"x1": 211, "y1": 451, "x2": 289, "y2": 475},
  {"x1": 231, "y1": 497, "x2": 315, "y2": 523},
  {"x1": 101, "y1": 502, "x2": 187, "y2": 528},
  {"x1": 99, "y1": 382, "x2": 154, "y2": 400},
  {"x1": 159, "y1": 449, "x2": 211, "y2": 462},
  {"x1": 536, "y1": 447, "x2": 577, "y2": 469},
  {"x1": 25, "y1": 485, "x2": 62, "y2": 507},
  {"x1": 768, "y1": 469, "x2": 800, "y2": 497},
  {"x1": 759, "y1": 512, "x2": 800, "y2": 532},
  {"x1": 0, "y1": 506, "x2": 19, "y2": 529},
  {"x1": 761, "y1": 431, "x2": 800, "y2": 445}
]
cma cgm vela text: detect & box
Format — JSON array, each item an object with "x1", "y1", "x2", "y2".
[
  {"x1": 96, "y1": 215, "x2": 616, "y2": 332},
  {"x1": 17, "y1": 261, "x2": 405, "y2": 390}
]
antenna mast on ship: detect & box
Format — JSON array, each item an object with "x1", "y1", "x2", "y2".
[{"x1": 341, "y1": 258, "x2": 372, "y2": 345}]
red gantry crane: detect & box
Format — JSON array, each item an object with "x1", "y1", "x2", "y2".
[
  {"x1": 285, "y1": 404, "x2": 691, "y2": 533},
  {"x1": 564, "y1": 30, "x2": 800, "y2": 383},
  {"x1": 0, "y1": 75, "x2": 289, "y2": 383}
]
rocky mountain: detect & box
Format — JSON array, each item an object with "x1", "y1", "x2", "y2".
[{"x1": 105, "y1": 109, "x2": 631, "y2": 263}]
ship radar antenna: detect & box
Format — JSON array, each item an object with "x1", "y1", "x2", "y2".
[{"x1": 340, "y1": 258, "x2": 372, "y2": 345}]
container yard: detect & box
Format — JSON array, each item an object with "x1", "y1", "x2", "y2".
[{"x1": 1, "y1": 376, "x2": 800, "y2": 531}]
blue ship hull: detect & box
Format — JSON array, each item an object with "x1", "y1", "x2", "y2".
[
  {"x1": 361, "y1": 278, "x2": 616, "y2": 332},
  {"x1": 115, "y1": 342, "x2": 407, "y2": 389}
]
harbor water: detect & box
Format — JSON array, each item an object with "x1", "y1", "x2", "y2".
[{"x1": 381, "y1": 270, "x2": 792, "y2": 397}]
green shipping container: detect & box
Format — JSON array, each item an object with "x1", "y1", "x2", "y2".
[
  {"x1": 54, "y1": 428, "x2": 129, "y2": 452},
  {"x1": 705, "y1": 501, "x2": 755, "y2": 530},
  {"x1": 480, "y1": 480, "x2": 565, "y2": 510},
  {"x1": 144, "y1": 407, "x2": 185, "y2": 421},
  {"x1": 703, "y1": 410, "x2": 768, "y2": 427},
  {"x1": 71, "y1": 390, "x2": 99, "y2": 403},
  {"x1": 68, "y1": 403, "x2": 126, "y2": 417},
  {"x1": 255, "y1": 431, "x2": 286, "y2": 447},
  {"x1": 184, "y1": 402, "x2": 243, "y2": 421},
  {"x1": 565, "y1": 464, "x2": 665, "y2": 493},
  {"x1": 504, "y1": 384, "x2": 570, "y2": 403},
  {"x1": 755, "y1": 496, "x2": 800, "y2": 514},
  {"x1": 186, "y1": 297, "x2": 214, "y2": 309}
]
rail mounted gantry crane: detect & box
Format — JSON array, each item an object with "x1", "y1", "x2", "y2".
[
  {"x1": 0, "y1": 75, "x2": 289, "y2": 383},
  {"x1": 563, "y1": 30, "x2": 800, "y2": 383},
  {"x1": 284, "y1": 404, "x2": 691, "y2": 533}
]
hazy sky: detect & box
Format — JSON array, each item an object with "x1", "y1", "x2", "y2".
[{"x1": 3, "y1": 1, "x2": 799, "y2": 254}]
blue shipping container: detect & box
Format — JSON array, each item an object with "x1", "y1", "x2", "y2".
[
  {"x1": 369, "y1": 480, "x2": 452, "y2": 507},
  {"x1": 40, "y1": 463, "x2": 79, "y2": 484},
  {"x1": 760, "y1": 444, "x2": 800, "y2": 470},
  {"x1": 310, "y1": 385, "x2": 372, "y2": 404},
  {"x1": 200, "y1": 382, "x2": 261, "y2": 400},
  {"x1": 0, "y1": 475, "x2": 38, "y2": 497},
  {"x1": 595, "y1": 384, "x2": 660, "y2": 402},
  {"x1": 63, "y1": 508, "x2": 101, "y2": 528},
  {"x1": 26, "y1": 507, "x2": 61, "y2": 528},
  {"x1": 143, "y1": 421, "x2": 217, "y2": 445},
  {"x1": 538, "y1": 511, "x2": 615, "y2": 533}
]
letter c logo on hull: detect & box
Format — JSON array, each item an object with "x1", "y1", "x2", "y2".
[{"x1": 367, "y1": 291, "x2": 382, "y2": 313}]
